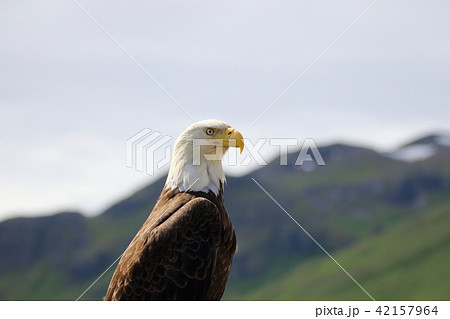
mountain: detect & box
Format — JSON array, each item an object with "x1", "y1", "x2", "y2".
[
  {"x1": 386, "y1": 132, "x2": 450, "y2": 162},
  {"x1": 0, "y1": 134, "x2": 449, "y2": 300},
  {"x1": 403, "y1": 133, "x2": 450, "y2": 148},
  {"x1": 226, "y1": 196, "x2": 450, "y2": 300}
]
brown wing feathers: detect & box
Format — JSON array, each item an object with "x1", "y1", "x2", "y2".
[{"x1": 105, "y1": 188, "x2": 235, "y2": 300}]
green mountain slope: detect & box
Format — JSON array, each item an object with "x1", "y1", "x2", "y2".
[{"x1": 227, "y1": 197, "x2": 450, "y2": 300}]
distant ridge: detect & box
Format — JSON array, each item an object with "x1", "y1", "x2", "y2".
[{"x1": 402, "y1": 132, "x2": 450, "y2": 148}]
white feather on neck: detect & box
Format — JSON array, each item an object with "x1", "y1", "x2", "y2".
[{"x1": 165, "y1": 121, "x2": 229, "y2": 194}]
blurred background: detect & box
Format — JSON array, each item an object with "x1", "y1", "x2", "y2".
[{"x1": 0, "y1": 0, "x2": 449, "y2": 300}]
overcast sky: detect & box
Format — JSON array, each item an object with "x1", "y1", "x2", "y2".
[{"x1": 1, "y1": 0, "x2": 449, "y2": 221}]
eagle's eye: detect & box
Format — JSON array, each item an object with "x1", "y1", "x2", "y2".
[{"x1": 205, "y1": 128, "x2": 215, "y2": 135}]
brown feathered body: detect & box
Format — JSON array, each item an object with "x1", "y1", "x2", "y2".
[{"x1": 105, "y1": 185, "x2": 236, "y2": 300}]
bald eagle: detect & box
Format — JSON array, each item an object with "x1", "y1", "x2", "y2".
[{"x1": 105, "y1": 119, "x2": 244, "y2": 300}]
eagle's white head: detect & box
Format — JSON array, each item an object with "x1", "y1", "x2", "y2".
[{"x1": 165, "y1": 119, "x2": 244, "y2": 194}]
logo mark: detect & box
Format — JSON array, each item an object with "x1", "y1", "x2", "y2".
[{"x1": 126, "y1": 128, "x2": 172, "y2": 175}]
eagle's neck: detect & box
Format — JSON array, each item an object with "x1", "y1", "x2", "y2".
[{"x1": 165, "y1": 144, "x2": 225, "y2": 195}]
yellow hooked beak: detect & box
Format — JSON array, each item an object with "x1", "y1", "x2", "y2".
[{"x1": 223, "y1": 127, "x2": 244, "y2": 153}]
